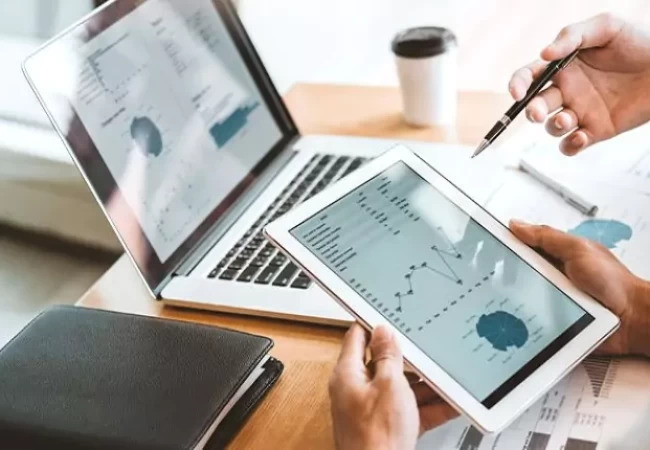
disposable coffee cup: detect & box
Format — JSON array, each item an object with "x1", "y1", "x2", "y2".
[{"x1": 392, "y1": 26, "x2": 458, "y2": 127}]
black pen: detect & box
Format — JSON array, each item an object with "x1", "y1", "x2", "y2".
[{"x1": 471, "y1": 49, "x2": 580, "y2": 158}]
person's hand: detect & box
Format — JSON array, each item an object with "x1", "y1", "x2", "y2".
[
  {"x1": 329, "y1": 324, "x2": 457, "y2": 450},
  {"x1": 509, "y1": 220, "x2": 650, "y2": 356},
  {"x1": 509, "y1": 13, "x2": 650, "y2": 155}
]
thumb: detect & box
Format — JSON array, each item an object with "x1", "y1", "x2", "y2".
[
  {"x1": 419, "y1": 401, "x2": 459, "y2": 435},
  {"x1": 369, "y1": 325, "x2": 403, "y2": 380},
  {"x1": 509, "y1": 220, "x2": 581, "y2": 262}
]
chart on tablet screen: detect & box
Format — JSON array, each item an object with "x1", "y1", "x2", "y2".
[{"x1": 292, "y1": 161, "x2": 588, "y2": 401}]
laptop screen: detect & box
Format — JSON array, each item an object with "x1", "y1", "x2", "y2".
[{"x1": 24, "y1": 0, "x2": 296, "y2": 292}]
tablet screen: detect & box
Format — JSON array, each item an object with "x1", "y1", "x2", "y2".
[{"x1": 290, "y1": 161, "x2": 594, "y2": 408}]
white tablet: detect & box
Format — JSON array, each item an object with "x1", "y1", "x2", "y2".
[{"x1": 264, "y1": 144, "x2": 619, "y2": 433}]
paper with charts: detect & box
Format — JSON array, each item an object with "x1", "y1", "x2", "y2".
[
  {"x1": 503, "y1": 122, "x2": 650, "y2": 196},
  {"x1": 484, "y1": 167, "x2": 650, "y2": 282},
  {"x1": 474, "y1": 121, "x2": 650, "y2": 281},
  {"x1": 418, "y1": 357, "x2": 650, "y2": 450}
]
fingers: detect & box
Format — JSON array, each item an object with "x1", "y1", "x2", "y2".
[
  {"x1": 509, "y1": 61, "x2": 547, "y2": 101},
  {"x1": 560, "y1": 129, "x2": 592, "y2": 156},
  {"x1": 368, "y1": 325, "x2": 404, "y2": 380},
  {"x1": 338, "y1": 324, "x2": 368, "y2": 365},
  {"x1": 509, "y1": 220, "x2": 584, "y2": 262},
  {"x1": 335, "y1": 324, "x2": 369, "y2": 385},
  {"x1": 546, "y1": 109, "x2": 579, "y2": 137},
  {"x1": 592, "y1": 339, "x2": 619, "y2": 356},
  {"x1": 405, "y1": 371, "x2": 421, "y2": 385},
  {"x1": 412, "y1": 381, "x2": 440, "y2": 404},
  {"x1": 419, "y1": 401, "x2": 459, "y2": 434},
  {"x1": 541, "y1": 109, "x2": 590, "y2": 155},
  {"x1": 542, "y1": 13, "x2": 624, "y2": 60},
  {"x1": 412, "y1": 379, "x2": 459, "y2": 434},
  {"x1": 526, "y1": 87, "x2": 563, "y2": 123}
]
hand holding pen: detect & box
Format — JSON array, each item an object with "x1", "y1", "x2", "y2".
[
  {"x1": 472, "y1": 49, "x2": 579, "y2": 158},
  {"x1": 473, "y1": 13, "x2": 650, "y2": 158}
]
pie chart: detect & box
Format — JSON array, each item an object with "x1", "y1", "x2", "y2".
[
  {"x1": 476, "y1": 311, "x2": 528, "y2": 352},
  {"x1": 569, "y1": 219, "x2": 632, "y2": 250},
  {"x1": 130, "y1": 116, "x2": 163, "y2": 158}
]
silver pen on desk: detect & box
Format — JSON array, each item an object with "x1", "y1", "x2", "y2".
[{"x1": 518, "y1": 159, "x2": 599, "y2": 216}]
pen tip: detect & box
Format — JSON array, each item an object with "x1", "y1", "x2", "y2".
[{"x1": 471, "y1": 140, "x2": 489, "y2": 159}]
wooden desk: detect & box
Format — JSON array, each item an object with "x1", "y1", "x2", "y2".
[{"x1": 77, "y1": 84, "x2": 511, "y2": 450}]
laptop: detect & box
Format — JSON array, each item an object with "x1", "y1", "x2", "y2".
[{"x1": 23, "y1": 0, "x2": 419, "y2": 325}]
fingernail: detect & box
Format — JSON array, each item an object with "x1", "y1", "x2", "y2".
[
  {"x1": 509, "y1": 219, "x2": 530, "y2": 228},
  {"x1": 374, "y1": 325, "x2": 393, "y2": 341},
  {"x1": 554, "y1": 115, "x2": 563, "y2": 129},
  {"x1": 544, "y1": 43, "x2": 558, "y2": 53},
  {"x1": 540, "y1": 46, "x2": 552, "y2": 60},
  {"x1": 508, "y1": 84, "x2": 520, "y2": 100},
  {"x1": 570, "y1": 133, "x2": 583, "y2": 148}
]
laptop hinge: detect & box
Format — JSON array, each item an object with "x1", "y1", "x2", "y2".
[{"x1": 166, "y1": 137, "x2": 302, "y2": 282}]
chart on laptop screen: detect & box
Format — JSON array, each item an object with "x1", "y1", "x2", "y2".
[
  {"x1": 291, "y1": 161, "x2": 592, "y2": 403},
  {"x1": 69, "y1": 0, "x2": 282, "y2": 261}
]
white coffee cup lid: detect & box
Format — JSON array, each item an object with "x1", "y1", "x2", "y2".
[{"x1": 391, "y1": 26, "x2": 457, "y2": 59}]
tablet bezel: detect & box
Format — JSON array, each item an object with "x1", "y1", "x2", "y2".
[{"x1": 265, "y1": 144, "x2": 619, "y2": 433}]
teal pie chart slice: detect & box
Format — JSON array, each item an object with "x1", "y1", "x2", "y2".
[
  {"x1": 569, "y1": 219, "x2": 632, "y2": 250},
  {"x1": 476, "y1": 311, "x2": 529, "y2": 352},
  {"x1": 130, "y1": 116, "x2": 163, "y2": 158}
]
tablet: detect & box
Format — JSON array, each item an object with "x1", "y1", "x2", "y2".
[{"x1": 264, "y1": 144, "x2": 619, "y2": 433}]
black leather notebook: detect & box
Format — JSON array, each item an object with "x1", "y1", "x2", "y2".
[{"x1": 0, "y1": 306, "x2": 283, "y2": 450}]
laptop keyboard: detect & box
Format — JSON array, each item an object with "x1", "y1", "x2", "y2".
[{"x1": 207, "y1": 154, "x2": 367, "y2": 289}]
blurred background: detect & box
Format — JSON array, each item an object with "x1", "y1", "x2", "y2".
[{"x1": 0, "y1": 0, "x2": 648, "y2": 345}]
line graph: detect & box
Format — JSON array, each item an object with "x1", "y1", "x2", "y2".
[
  {"x1": 395, "y1": 258, "x2": 463, "y2": 312},
  {"x1": 414, "y1": 269, "x2": 496, "y2": 331},
  {"x1": 432, "y1": 226, "x2": 464, "y2": 258}
]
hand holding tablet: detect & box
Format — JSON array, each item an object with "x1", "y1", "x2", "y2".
[{"x1": 265, "y1": 144, "x2": 619, "y2": 433}]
